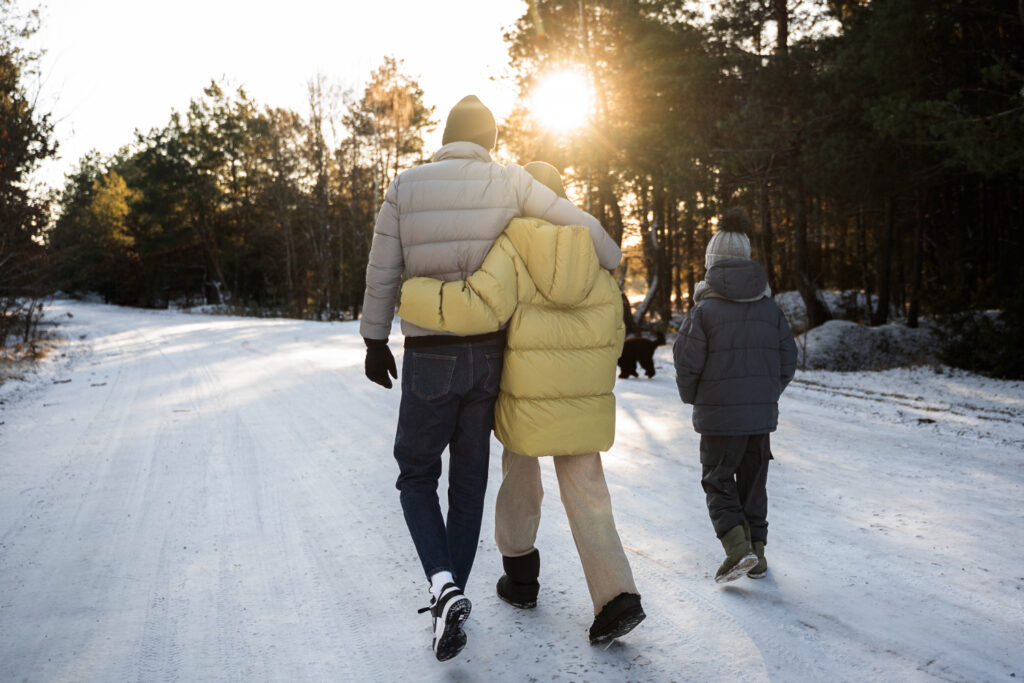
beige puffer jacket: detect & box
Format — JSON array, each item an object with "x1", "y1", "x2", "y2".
[{"x1": 359, "y1": 142, "x2": 621, "y2": 340}]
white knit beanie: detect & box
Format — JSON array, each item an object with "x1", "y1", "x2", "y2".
[{"x1": 705, "y1": 207, "x2": 753, "y2": 269}]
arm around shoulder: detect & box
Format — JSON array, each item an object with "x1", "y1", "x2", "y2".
[
  {"x1": 398, "y1": 238, "x2": 519, "y2": 335},
  {"x1": 515, "y1": 166, "x2": 621, "y2": 269},
  {"x1": 547, "y1": 198, "x2": 621, "y2": 269}
]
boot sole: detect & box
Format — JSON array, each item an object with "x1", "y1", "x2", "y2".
[
  {"x1": 434, "y1": 597, "x2": 472, "y2": 661},
  {"x1": 747, "y1": 567, "x2": 768, "y2": 579},
  {"x1": 497, "y1": 593, "x2": 537, "y2": 609},
  {"x1": 589, "y1": 609, "x2": 646, "y2": 645},
  {"x1": 715, "y1": 553, "x2": 759, "y2": 584}
]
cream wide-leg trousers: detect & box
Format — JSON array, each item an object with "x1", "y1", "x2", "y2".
[{"x1": 493, "y1": 448, "x2": 638, "y2": 614}]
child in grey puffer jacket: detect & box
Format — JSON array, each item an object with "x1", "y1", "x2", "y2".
[{"x1": 673, "y1": 207, "x2": 798, "y2": 583}]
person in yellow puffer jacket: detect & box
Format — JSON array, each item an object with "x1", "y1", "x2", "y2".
[{"x1": 398, "y1": 162, "x2": 645, "y2": 646}]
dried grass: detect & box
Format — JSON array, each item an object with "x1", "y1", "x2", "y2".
[{"x1": 0, "y1": 337, "x2": 65, "y2": 385}]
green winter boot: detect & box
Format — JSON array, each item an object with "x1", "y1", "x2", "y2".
[
  {"x1": 748, "y1": 541, "x2": 768, "y2": 579},
  {"x1": 715, "y1": 525, "x2": 758, "y2": 584}
]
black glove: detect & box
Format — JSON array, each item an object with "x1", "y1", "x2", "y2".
[{"x1": 364, "y1": 338, "x2": 397, "y2": 389}]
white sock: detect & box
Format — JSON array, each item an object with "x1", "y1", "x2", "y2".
[{"x1": 429, "y1": 571, "x2": 456, "y2": 599}]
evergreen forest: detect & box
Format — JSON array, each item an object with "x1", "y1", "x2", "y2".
[{"x1": 3, "y1": 0, "x2": 1023, "y2": 376}]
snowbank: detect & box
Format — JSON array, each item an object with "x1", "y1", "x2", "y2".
[
  {"x1": 774, "y1": 289, "x2": 899, "y2": 333},
  {"x1": 796, "y1": 319, "x2": 938, "y2": 371},
  {"x1": 772, "y1": 289, "x2": 939, "y2": 371},
  {"x1": 670, "y1": 290, "x2": 938, "y2": 372}
]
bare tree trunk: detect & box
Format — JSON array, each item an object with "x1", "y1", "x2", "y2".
[
  {"x1": 197, "y1": 218, "x2": 228, "y2": 304},
  {"x1": 283, "y1": 214, "x2": 295, "y2": 308},
  {"x1": 579, "y1": 0, "x2": 624, "y2": 252},
  {"x1": 599, "y1": 173, "x2": 624, "y2": 246},
  {"x1": 794, "y1": 186, "x2": 831, "y2": 329},
  {"x1": 654, "y1": 189, "x2": 671, "y2": 324},
  {"x1": 633, "y1": 274, "x2": 659, "y2": 328},
  {"x1": 758, "y1": 179, "x2": 775, "y2": 283},
  {"x1": 634, "y1": 179, "x2": 663, "y2": 328},
  {"x1": 908, "y1": 190, "x2": 924, "y2": 328},
  {"x1": 774, "y1": 0, "x2": 789, "y2": 58},
  {"x1": 21, "y1": 297, "x2": 39, "y2": 344},
  {"x1": 621, "y1": 290, "x2": 639, "y2": 336},
  {"x1": 672, "y1": 204, "x2": 684, "y2": 314},
  {"x1": 683, "y1": 208, "x2": 696, "y2": 309},
  {"x1": 872, "y1": 196, "x2": 895, "y2": 325},
  {"x1": 856, "y1": 205, "x2": 872, "y2": 322}
]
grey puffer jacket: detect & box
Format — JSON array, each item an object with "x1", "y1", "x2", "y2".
[
  {"x1": 359, "y1": 142, "x2": 622, "y2": 340},
  {"x1": 673, "y1": 258, "x2": 798, "y2": 436}
]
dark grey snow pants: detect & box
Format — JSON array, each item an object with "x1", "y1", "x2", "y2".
[{"x1": 700, "y1": 434, "x2": 771, "y2": 544}]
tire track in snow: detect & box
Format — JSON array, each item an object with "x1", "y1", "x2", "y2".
[
  {"x1": 265, "y1": 383, "x2": 409, "y2": 681},
  {"x1": 791, "y1": 377, "x2": 1024, "y2": 424},
  {"x1": 211, "y1": 331, "x2": 397, "y2": 681},
  {"x1": 119, "y1": 315, "x2": 408, "y2": 680},
  {"x1": 0, "y1": 316, "x2": 181, "y2": 682},
  {"x1": 135, "y1": 536, "x2": 183, "y2": 683},
  {"x1": 125, "y1": 319, "x2": 230, "y2": 683}
]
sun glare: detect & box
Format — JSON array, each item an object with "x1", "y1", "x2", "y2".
[{"x1": 531, "y1": 70, "x2": 593, "y2": 133}]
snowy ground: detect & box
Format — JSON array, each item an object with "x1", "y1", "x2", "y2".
[{"x1": 1, "y1": 300, "x2": 1022, "y2": 682}]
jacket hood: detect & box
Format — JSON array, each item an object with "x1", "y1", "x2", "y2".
[
  {"x1": 432, "y1": 141, "x2": 493, "y2": 163},
  {"x1": 704, "y1": 258, "x2": 769, "y2": 301},
  {"x1": 504, "y1": 217, "x2": 600, "y2": 307}
]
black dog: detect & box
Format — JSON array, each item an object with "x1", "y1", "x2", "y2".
[{"x1": 618, "y1": 332, "x2": 666, "y2": 378}]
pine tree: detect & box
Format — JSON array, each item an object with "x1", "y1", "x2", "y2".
[{"x1": 0, "y1": 0, "x2": 57, "y2": 345}]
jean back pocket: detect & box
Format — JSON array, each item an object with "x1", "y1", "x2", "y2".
[{"x1": 407, "y1": 352, "x2": 457, "y2": 401}]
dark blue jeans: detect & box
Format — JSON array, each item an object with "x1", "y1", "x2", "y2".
[{"x1": 394, "y1": 338, "x2": 503, "y2": 590}]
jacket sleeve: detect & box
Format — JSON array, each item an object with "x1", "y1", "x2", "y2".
[
  {"x1": 359, "y1": 180, "x2": 403, "y2": 340},
  {"x1": 778, "y1": 309, "x2": 798, "y2": 393},
  {"x1": 513, "y1": 166, "x2": 622, "y2": 270},
  {"x1": 673, "y1": 307, "x2": 706, "y2": 405},
  {"x1": 397, "y1": 238, "x2": 519, "y2": 336}
]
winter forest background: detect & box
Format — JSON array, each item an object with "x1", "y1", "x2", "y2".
[
  {"x1": 3, "y1": 0, "x2": 1024, "y2": 378},
  {"x1": 2, "y1": 3, "x2": 1024, "y2": 680}
]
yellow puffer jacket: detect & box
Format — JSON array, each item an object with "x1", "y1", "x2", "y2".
[{"x1": 398, "y1": 217, "x2": 625, "y2": 457}]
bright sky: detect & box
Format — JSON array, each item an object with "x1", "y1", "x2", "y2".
[{"x1": 30, "y1": 0, "x2": 528, "y2": 190}]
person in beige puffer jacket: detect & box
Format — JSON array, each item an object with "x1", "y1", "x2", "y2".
[
  {"x1": 398, "y1": 162, "x2": 644, "y2": 646},
  {"x1": 359, "y1": 95, "x2": 621, "y2": 662}
]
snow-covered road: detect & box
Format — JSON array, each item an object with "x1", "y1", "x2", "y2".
[{"x1": 2, "y1": 301, "x2": 1022, "y2": 682}]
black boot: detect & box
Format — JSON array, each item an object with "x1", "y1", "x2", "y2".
[
  {"x1": 589, "y1": 592, "x2": 646, "y2": 644},
  {"x1": 496, "y1": 549, "x2": 540, "y2": 609}
]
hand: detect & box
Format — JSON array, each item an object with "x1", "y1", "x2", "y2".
[{"x1": 364, "y1": 338, "x2": 397, "y2": 389}]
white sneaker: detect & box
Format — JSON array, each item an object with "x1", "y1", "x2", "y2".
[{"x1": 418, "y1": 583, "x2": 472, "y2": 661}]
